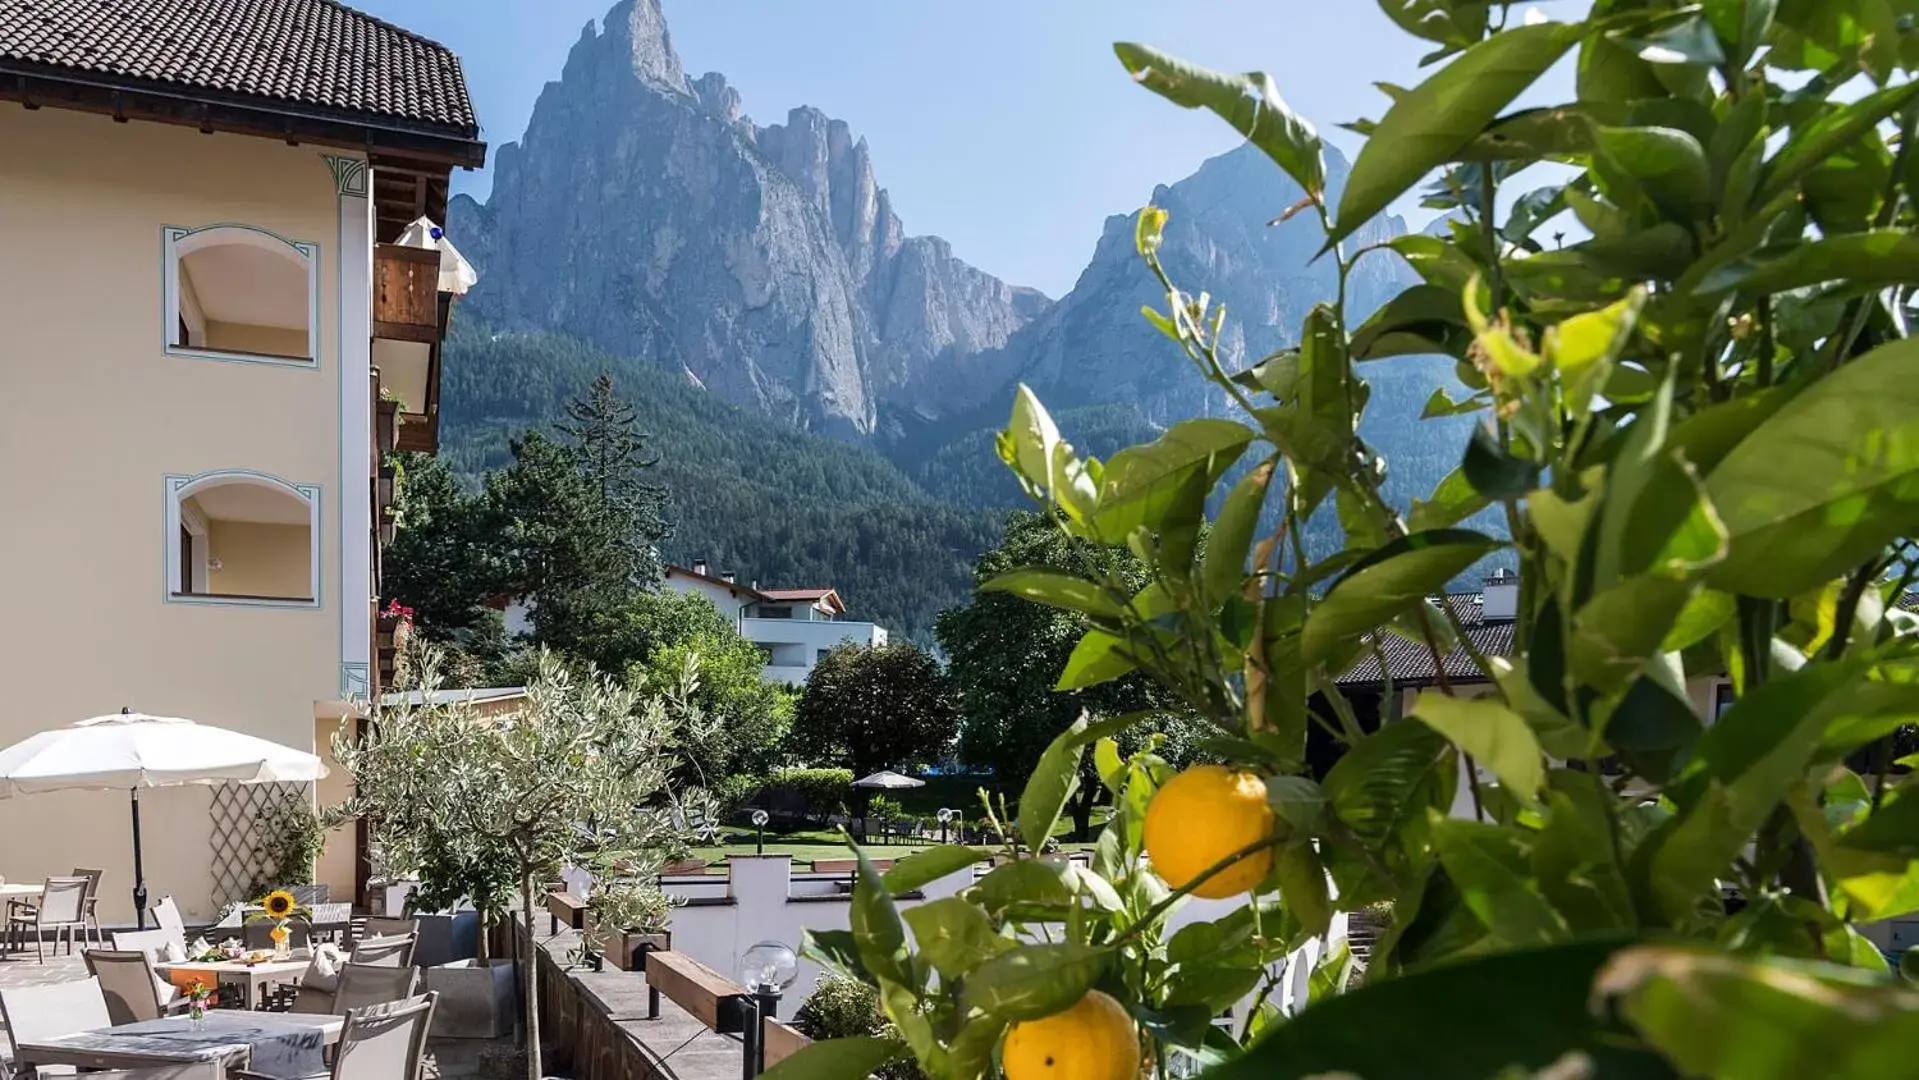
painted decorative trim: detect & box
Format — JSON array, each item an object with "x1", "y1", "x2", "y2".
[
  {"x1": 340, "y1": 662, "x2": 371, "y2": 700},
  {"x1": 160, "y1": 224, "x2": 322, "y2": 370},
  {"x1": 162, "y1": 471, "x2": 324, "y2": 610},
  {"x1": 322, "y1": 154, "x2": 370, "y2": 199}
]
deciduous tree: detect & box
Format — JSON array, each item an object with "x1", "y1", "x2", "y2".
[{"x1": 788, "y1": 642, "x2": 958, "y2": 779}]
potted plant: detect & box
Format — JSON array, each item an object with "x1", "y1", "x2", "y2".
[
  {"x1": 332, "y1": 646, "x2": 704, "y2": 1077},
  {"x1": 586, "y1": 880, "x2": 674, "y2": 973}
]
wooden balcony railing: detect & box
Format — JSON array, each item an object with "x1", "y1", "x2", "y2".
[{"x1": 372, "y1": 244, "x2": 441, "y2": 343}]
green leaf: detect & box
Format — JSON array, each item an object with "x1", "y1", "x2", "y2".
[
  {"x1": 1349, "y1": 284, "x2": 1471, "y2": 361},
  {"x1": 1209, "y1": 938, "x2": 1674, "y2": 1080},
  {"x1": 1705, "y1": 337, "x2": 1919, "y2": 597},
  {"x1": 1093, "y1": 418, "x2": 1255, "y2": 540},
  {"x1": 1165, "y1": 965, "x2": 1265, "y2": 1011},
  {"x1": 1838, "y1": 780, "x2": 1919, "y2": 859},
  {"x1": 1702, "y1": 0, "x2": 1777, "y2": 66},
  {"x1": 1203, "y1": 458, "x2": 1277, "y2": 606},
  {"x1": 1595, "y1": 125, "x2": 1712, "y2": 222},
  {"x1": 1597, "y1": 945, "x2": 1919, "y2": 1080},
  {"x1": 1094, "y1": 737, "x2": 1126, "y2": 795},
  {"x1": 1273, "y1": 839, "x2": 1332, "y2": 937},
  {"x1": 1300, "y1": 529, "x2": 1501, "y2": 665},
  {"x1": 1055, "y1": 628, "x2": 1136, "y2": 691},
  {"x1": 1307, "y1": 939, "x2": 1352, "y2": 1005},
  {"x1": 850, "y1": 845, "x2": 913, "y2": 987},
  {"x1": 1114, "y1": 44, "x2": 1325, "y2": 198},
  {"x1": 1375, "y1": 0, "x2": 1489, "y2": 48},
  {"x1": 1429, "y1": 816, "x2": 1571, "y2": 946},
  {"x1": 1325, "y1": 719, "x2": 1452, "y2": 851},
  {"x1": 1389, "y1": 234, "x2": 1479, "y2": 293},
  {"x1": 882, "y1": 846, "x2": 988, "y2": 896},
  {"x1": 901, "y1": 897, "x2": 1010, "y2": 980},
  {"x1": 1019, "y1": 714, "x2": 1093, "y2": 854},
  {"x1": 1462, "y1": 424, "x2": 1541, "y2": 499},
  {"x1": 801, "y1": 928, "x2": 872, "y2": 986},
  {"x1": 1264, "y1": 775, "x2": 1329, "y2": 836},
  {"x1": 1534, "y1": 772, "x2": 1636, "y2": 932},
  {"x1": 959, "y1": 943, "x2": 1107, "y2": 1023},
  {"x1": 981, "y1": 568, "x2": 1122, "y2": 620},
  {"x1": 1002, "y1": 385, "x2": 1099, "y2": 524},
  {"x1": 759, "y1": 1036, "x2": 905, "y2": 1080},
  {"x1": 973, "y1": 859, "x2": 1078, "y2": 919},
  {"x1": 1757, "y1": 79, "x2": 1919, "y2": 208},
  {"x1": 1409, "y1": 693, "x2": 1546, "y2": 804},
  {"x1": 1614, "y1": 13, "x2": 1727, "y2": 65},
  {"x1": 1408, "y1": 467, "x2": 1490, "y2": 532},
  {"x1": 1699, "y1": 230, "x2": 1919, "y2": 296},
  {"x1": 1421, "y1": 386, "x2": 1486, "y2": 418},
  {"x1": 1333, "y1": 22, "x2": 1584, "y2": 246}
]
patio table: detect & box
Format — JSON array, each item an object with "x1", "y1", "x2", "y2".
[
  {"x1": 0, "y1": 883, "x2": 41, "y2": 901},
  {"x1": 156, "y1": 957, "x2": 311, "y2": 1011},
  {"x1": 15, "y1": 1011, "x2": 340, "y2": 1077}
]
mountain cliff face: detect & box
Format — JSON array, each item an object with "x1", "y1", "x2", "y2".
[
  {"x1": 1004, "y1": 142, "x2": 1410, "y2": 424},
  {"x1": 450, "y1": 0, "x2": 1043, "y2": 438}
]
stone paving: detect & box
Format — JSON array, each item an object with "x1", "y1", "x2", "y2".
[{"x1": 0, "y1": 946, "x2": 513, "y2": 1078}]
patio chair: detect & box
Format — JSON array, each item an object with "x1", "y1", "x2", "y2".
[
  {"x1": 72, "y1": 869, "x2": 105, "y2": 948},
  {"x1": 5, "y1": 877, "x2": 89, "y2": 962},
  {"x1": 0, "y1": 975, "x2": 112, "y2": 1080},
  {"x1": 352, "y1": 916, "x2": 419, "y2": 946},
  {"x1": 84, "y1": 949, "x2": 181, "y2": 1025},
  {"x1": 239, "y1": 992, "x2": 437, "y2": 1080},
  {"x1": 243, "y1": 919, "x2": 312, "y2": 952},
  {"x1": 80, "y1": 1067, "x2": 222, "y2": 1080},
  {"x1": 347, "y1": 933, "x2": 416, "y2": 968},
  {"x1": 293, "y1": 963, "x2": 421, "y2": 1016},
  {"x1": 152, "y1": 895, "x2": 188, "y2": 951}
]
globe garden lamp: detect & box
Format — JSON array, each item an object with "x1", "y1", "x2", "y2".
[
  {"x1": 751, "y1": 808, "x2": 770, "y2": 855},
  {"x1": 738, "y1": 939, "x2": 799, "y2": 1080},
  {"x1": 739, "y1": 939, "x2": 798, "y2": 996},
  {"x1": 937, "y1": 806, "x2": 954, "y2": 844}
]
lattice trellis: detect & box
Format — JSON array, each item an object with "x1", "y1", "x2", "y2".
[{"x1": 208, "y1": 781, "x2": 308, "y2": 908}]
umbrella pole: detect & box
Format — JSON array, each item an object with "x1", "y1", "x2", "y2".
[{"x1": 130, "y1": 788, "x2": 148, "y2": 929}]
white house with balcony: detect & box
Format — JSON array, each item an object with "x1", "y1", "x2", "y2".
[{"x1": 663, "y1": 563, "x2": 889, "y2": 684}]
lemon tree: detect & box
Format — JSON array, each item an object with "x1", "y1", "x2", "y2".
[{"x1": 772, "y1": 3, "x2": 1919, "y2": 1077}]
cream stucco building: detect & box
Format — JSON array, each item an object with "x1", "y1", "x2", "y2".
[{"x1": 0, "y1": 0, "x2": 484, "y2": 922}]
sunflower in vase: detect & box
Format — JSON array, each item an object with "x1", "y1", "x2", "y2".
[{"x1": 245, "y1": 890, "x2": 309, "y2": 960}]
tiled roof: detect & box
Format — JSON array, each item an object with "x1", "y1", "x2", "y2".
[
  {"x1": 1336, "y1": 593, "x2": 1513, "y2": 687},
  {"x1": 0, "y1": 0, "x2": 476, "y2": 135},
  {"x1": 760, "y1": 589, "x2": 836, "y2": 601}
]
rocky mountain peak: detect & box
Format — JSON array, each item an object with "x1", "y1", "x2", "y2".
[
  {"x1": 451, "y1": 0, "x2": 1044, "y2": 438},
  {"x1": 606, "y1": 0, "x2": 689, "y2": 96}
]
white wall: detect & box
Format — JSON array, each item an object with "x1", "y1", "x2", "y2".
[
  {"x1": 743, "y1": 618, "x2": 888, "y2": 684},
  {"x1": 663, "y1": 574, "x2": 752, "y2": 625}
]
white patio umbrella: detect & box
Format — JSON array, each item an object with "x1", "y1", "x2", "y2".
[
  {"x1": 852, "y1": 770, "x2": 925, "y2": 791},
  {"x1": 0, "y1": 708, "x2": 326, "y2": 927}
]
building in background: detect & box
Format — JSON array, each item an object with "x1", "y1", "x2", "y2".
[
  {"x1": 664, "y1": 563, "x2": 889, "y2": 683},
  {"x1": 0, "y1": 0, "x2": 484, "y2": 917}
]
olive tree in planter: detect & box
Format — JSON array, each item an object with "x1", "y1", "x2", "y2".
[
  {"x1": 584, "y1": 878, "x2": 675, "y2": 973},
  {"x1": 334, "y1": 648, "x2": 701, "y2": 1080}
]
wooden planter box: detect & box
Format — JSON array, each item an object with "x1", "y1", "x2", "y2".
[{"x1": 612, "y1": 930, "x2": 670, "y2": 973}]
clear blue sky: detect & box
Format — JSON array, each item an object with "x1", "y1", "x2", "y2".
[{"x1": 356, "y1": 1, "x2": 1571, "y2": 297}]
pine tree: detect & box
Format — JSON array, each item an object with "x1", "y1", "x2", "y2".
[{"x1": 557, "y1": 373, "x2": 670, "y2": 588}]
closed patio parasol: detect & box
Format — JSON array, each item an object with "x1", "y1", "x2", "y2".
[{"x1": 0, "y1": 708, "x2": 326, "y2": 926}]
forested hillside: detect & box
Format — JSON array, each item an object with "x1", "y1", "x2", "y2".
[{"x1": 437, "y1": 321, "x2": 1001, "y2": 641}]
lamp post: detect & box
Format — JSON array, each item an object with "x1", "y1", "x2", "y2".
[
  {"x1": 751, "y1": 808, "x2": 770, "y2": 856},
  {"x1": 937, "y1": 806, "x2": 954, "y2": 845},
  {"x1": 738, "y1": 939, "x2": 798, "y2": 1079}
]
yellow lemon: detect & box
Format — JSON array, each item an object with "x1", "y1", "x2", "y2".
[
  {"x1": 1142, "y1": 764, "x2": 1274, "y2": 898},
  {"x1": 1002, "y1": 990, "x2": 1139, "y2": 1080}
]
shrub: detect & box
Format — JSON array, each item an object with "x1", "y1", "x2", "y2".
[
  {"x1": 760, "y1": 767, "x2": 853, "y2": 825},
  {"x1": 791, "y1": 975, "x2": 924, "y2": 1080}
]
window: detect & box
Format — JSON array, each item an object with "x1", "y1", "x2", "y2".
[
  {"x1": 1713, "y1": 682, "x2": 1735, "y2": 721},
  {"x1": 163, "y1": 225, "x2": 318, "y2": 365},
  {"x1": 165, "y1": 473, "x2": 321, "y2": 606}
]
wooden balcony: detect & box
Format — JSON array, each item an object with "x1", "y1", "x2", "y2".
[
  {"x1": 376, "y1": 607, "x2": 402, "y2": 690},
  {"x1": 373, "y1": 244, "x2": 441, "y2": 343}
]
